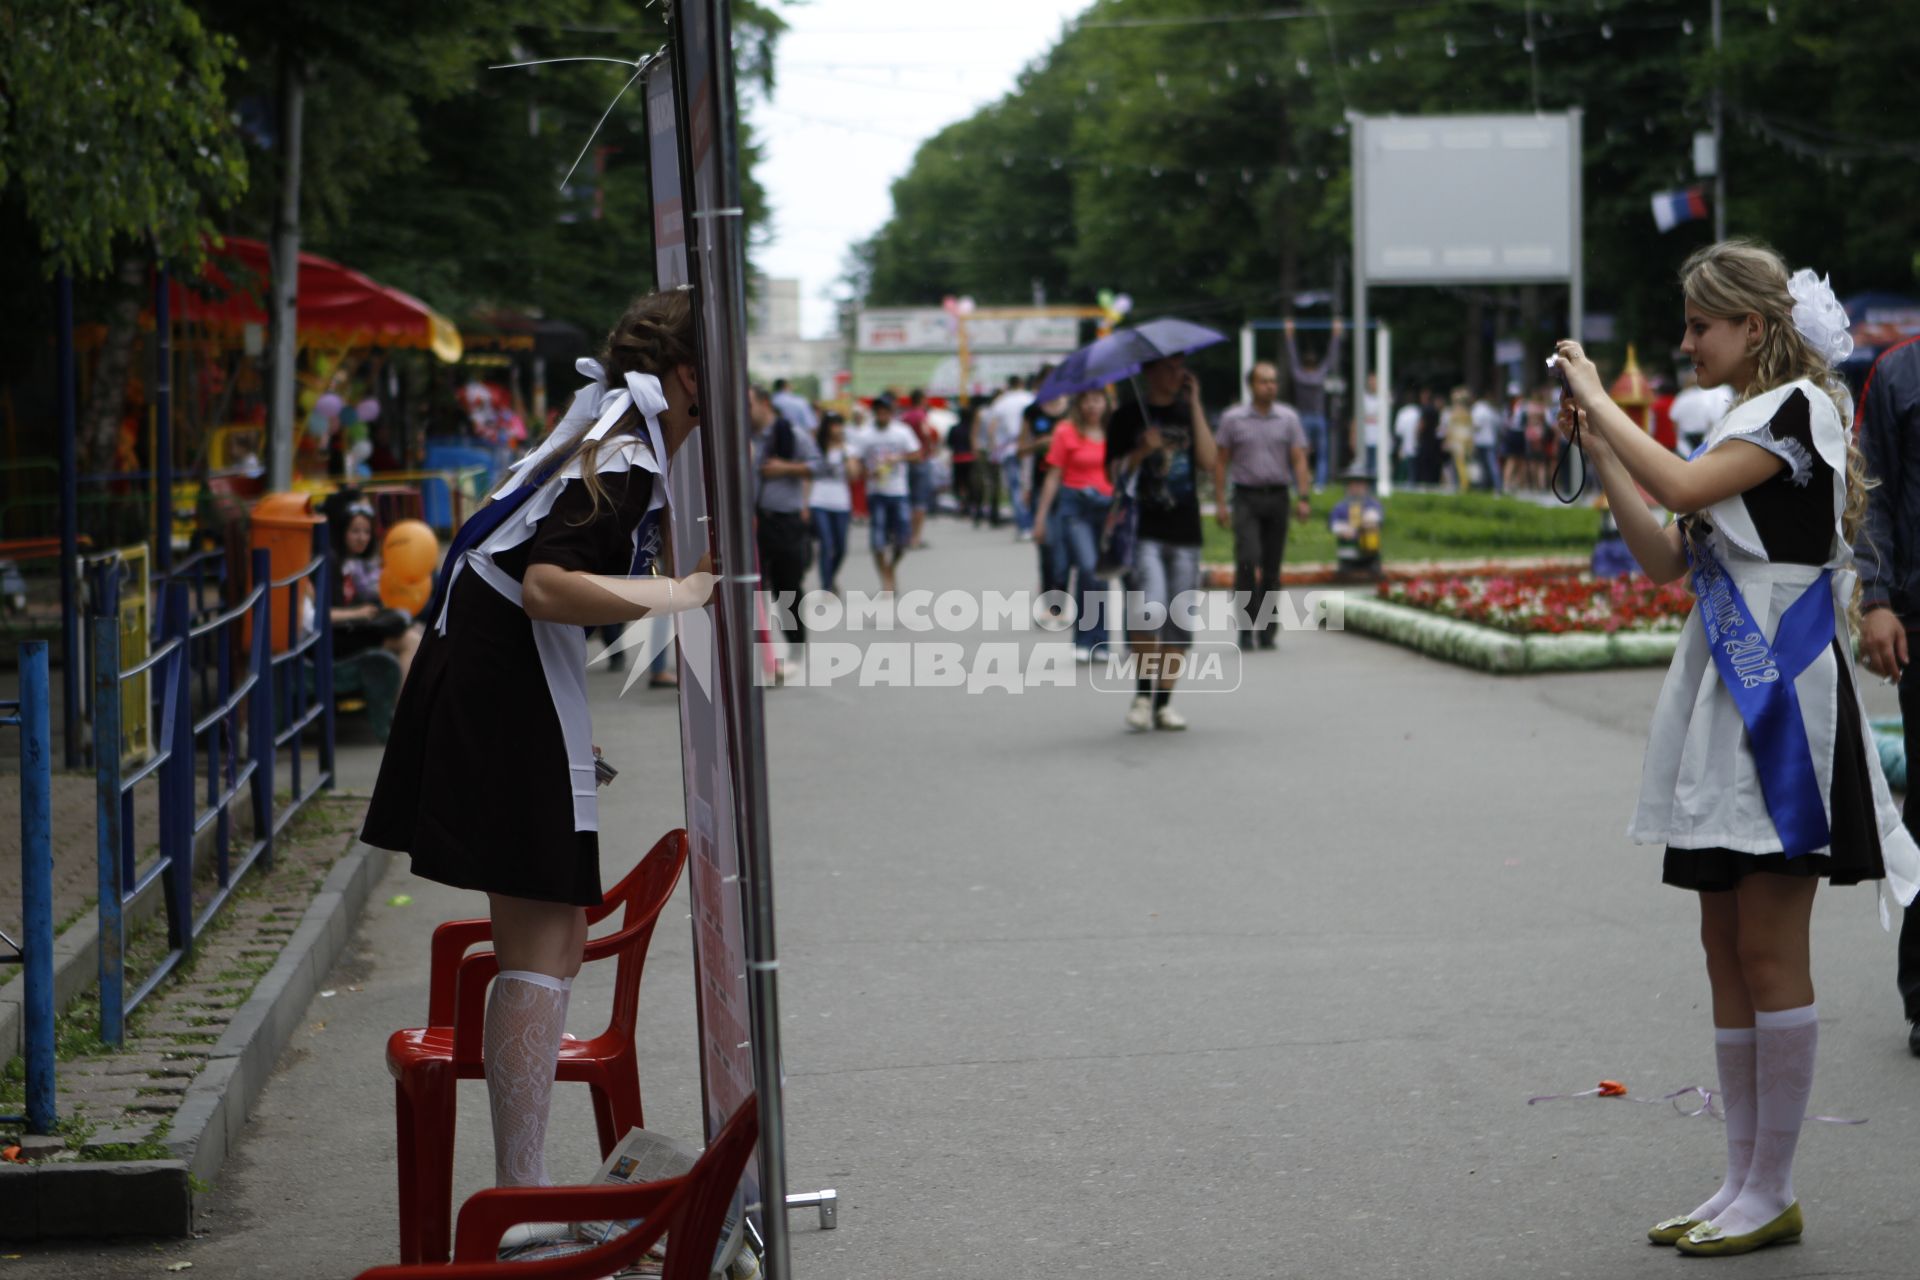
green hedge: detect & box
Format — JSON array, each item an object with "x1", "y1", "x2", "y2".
[{"x1": 1202, "y1": 490, "x2": 1603, "y2": 566}]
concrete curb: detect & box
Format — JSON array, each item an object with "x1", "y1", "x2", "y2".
[
  {"x1": 1343, "y1": 596, "x2": 1681, "y2": 673},
  {"x1": 0, "y1": 840, "x2": 391, "y2": 1241}
]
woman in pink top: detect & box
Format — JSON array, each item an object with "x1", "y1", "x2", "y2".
[{"x1": 1033, "y1": 388, "x2": 1117, "y2": 658}]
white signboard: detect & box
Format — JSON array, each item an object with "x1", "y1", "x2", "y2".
[
  {"x1": 1355, "y1": 113, "x2": 1579, "y2": 285},
  {"x1": 857, "y1": 309, "x2": 956, "y2": 352},
  {"x1": 856, "y1": 308, "x2": 1081, "y2": 354}
]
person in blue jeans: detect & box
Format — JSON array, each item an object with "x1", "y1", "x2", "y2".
[
  {"x1": 1285, "y1": 316, "x2": 1343, "y2": 487},
  {"x1": 810, "y1": 413, "x2": 856, "y2": 595},
  {"x1": 1032, "y1": 388, "x2": 1117, "y2": 659},
  {"x1": 858, "y1": 396, "x2": 920, "y2": 593}
]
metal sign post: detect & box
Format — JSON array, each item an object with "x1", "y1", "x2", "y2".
[
  {"x1": 1349, "y1": 109, "x2": 1584, "y2": 496},
  {"x1": 658, "y1": 5, "x2": 834, "y2": 1274}
]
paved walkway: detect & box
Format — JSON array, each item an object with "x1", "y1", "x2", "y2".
[{"x1": 10, "y1": 517, "x2": 1918, "y2": 1278}]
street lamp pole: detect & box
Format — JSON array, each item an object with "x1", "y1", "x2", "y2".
[{"x1": 1711, "y1": 0, "x2": 1726, "y2": 239}]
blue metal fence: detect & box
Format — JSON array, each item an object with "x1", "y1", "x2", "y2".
[
  {"x1": 1, "y1": 642, "x2": 55, "y2": 1133},
  {"x1": 89, "y1": 530, "x2": 336, "y2": 1046}
]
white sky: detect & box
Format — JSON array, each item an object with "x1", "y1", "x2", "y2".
[{"x1": 749, "y1": 0, "x2": 1094, "y2": 337}]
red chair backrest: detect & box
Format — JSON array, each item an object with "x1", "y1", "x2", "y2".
[
  {"x1": 450, "y1": 831, "x2": 689, "y2": 1063},
  {"x1": 590, "y1": 830, "x2": 689, "y2": 1042},
  {"x1": 665, "y1": 1095, "x2": 761, "y2": 1280}
]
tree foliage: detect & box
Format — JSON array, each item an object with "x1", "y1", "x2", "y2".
[
  {"x1": 857, "y1": 0, "x2": 1920, "y2": 382},
  {"x1": 0, "y1": 0, "x2": 249, "y2": 277}
]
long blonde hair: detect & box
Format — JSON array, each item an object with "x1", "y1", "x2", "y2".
[{"x1": 1680, "y1": 240, "x2": 1871, "y2": 594}]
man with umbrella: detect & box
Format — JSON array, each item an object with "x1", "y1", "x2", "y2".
[
  {"x1": 1106, "y1": 350, "x2": 1218, "y2": 731},
  {"x1": 1040, "y1": 318, "x2": 1226, "y2": 731}
]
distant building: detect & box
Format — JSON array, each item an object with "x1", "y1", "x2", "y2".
[{"x1": 748, "y1": 276, "x2": 845, "y2": 401}]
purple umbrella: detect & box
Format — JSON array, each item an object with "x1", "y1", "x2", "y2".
[{"x1": 1034, "y1": 317, "x2": 1228, "y2": 402}]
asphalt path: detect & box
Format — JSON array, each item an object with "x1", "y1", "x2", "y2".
[{"x1": 15, "y1": 517, "x2": 1917, "y2": 1279}]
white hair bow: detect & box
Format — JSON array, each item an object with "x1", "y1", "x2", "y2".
[
  {"x1": 491, "y1": 357, "x2": 669, "y2": 499},
  {"x1": 1786, "y1": 269, "x2": 1854, "y2": 368}
]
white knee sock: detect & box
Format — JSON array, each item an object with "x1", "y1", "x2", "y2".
[
  {"x1": 1687, "y1": 1027, "x2": 1756, "y2": 1222},
  {"x1": 484, "y1": 970, "x2": 572, "y2": 1188},
  {"x1": 1710, "y1": 1003, "x2": 1817, "y2": 1234}
]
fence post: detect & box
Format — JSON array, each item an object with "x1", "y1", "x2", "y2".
[
  {"x1": 93, "y1": 616, "x2": 126, "y2": 1047},
  {"x1": 18, "y1": 642, "x2": 57, "y2": 1133},
  {"x1": 284, "y1": 555, "x2": 301, "y2": 806},
  {"x1": 249, "y1": 549, "x2": 275, "y2": 871},
  {"x1": 164, "y1": 583, "x2": 194, "y2": 957},
  {"x1": 314, "y1": 525, "x2": 335, "y2": 791},
  {"x1": 213, "y1": 582, "x2": 234, "y2": 889}
]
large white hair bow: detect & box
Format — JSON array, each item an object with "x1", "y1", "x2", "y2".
[
  {"x1": 1787, "y1": 269, "x2": 1854, "y2": 368},
  {"x1": 491, "y1": 357, "x2": 669, "y2": 499}
]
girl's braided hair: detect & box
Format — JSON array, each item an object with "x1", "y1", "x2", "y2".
[{"x1": 571, "y1": 290, "x2": 698, "y2": 522}]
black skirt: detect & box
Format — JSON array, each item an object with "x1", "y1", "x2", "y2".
[
  {"x1": 360, "y1": 464, "x2": 656, "y2": 907},
  {"x1": 360, "y1": 570, "x2": 604, "y2": 905},
  {"x1": 1663, "y1": 641, "x2": 1887, "y2": 892}
]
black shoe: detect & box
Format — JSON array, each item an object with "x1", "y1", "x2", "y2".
[
  {"x1": 1257, "y1": 632, "x2": 1278, "y2": 650},
  {"x1": 1909, "y1": 1022, "x2": 1920, "y2": 1057},
  {"x1": 1238, "y1": 631, "x2": 1255, "y2": 650}
]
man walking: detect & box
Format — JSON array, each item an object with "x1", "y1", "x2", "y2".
[
  {"x1": 858, "y1": 395, "x2": 920, "y2": 593},
  {"x1": 1213, "y1": 362, "x2": 1311, "y2": 650},
  {"x1": 770, "y1": 378, "x2": 817, "y2": 434},
  {"x1": 1107, "y1": 354, "x2": 1217, "y2": 732},
  {"x1": 751, "y1": 385, "x2": 823, "y2": 682},
  {"x1": 1853, "y1": 336, "x2": 1920, "y2": 1056},
  {"x1": 1470, "y1": 388, "x2": 1503, "y2": 492},
  {"x1": 899, "y1": 388, "x2": 937, "y2": 549},
  {"x1": 988, "y1": 374, "x2": 1036, "y2": 538},
  {"x1": 1284, "y1": 316, "x2": 1342, "y2": 486}
]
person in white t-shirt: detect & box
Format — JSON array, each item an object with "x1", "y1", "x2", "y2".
[
  {"x1": 986, "y1": 376, "x2": 1037, "y2": 537},
  {"x1": 1470, "y1": 391, "x2": 1504, "y2": 492},
  {"x1": 858, "y1": 396, "x2": 921, "y2": 592},
  {"x1": 1392, "y1": 395, "x2": 1422, "y2": 486},
  {"x1": 1356, "y1": 372, "x2": 1385, "y2": 475},
  {"x1": 1669, "y1": 370, "x2": 1735, "y2": 457}
]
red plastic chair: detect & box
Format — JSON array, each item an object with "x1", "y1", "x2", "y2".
[
  {"x1": 387, "y1": 830, "x2": 689, "y2": 1264},
  {"x1": 355, "y1": 1094, "x2": 759, "y2": 1279}
]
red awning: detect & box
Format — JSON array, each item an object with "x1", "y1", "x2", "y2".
[{"x1": 170, "y1": 236, "x2": 463, "y2": 362}]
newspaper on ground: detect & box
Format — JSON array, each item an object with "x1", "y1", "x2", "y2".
[{"x1": 495, "y1": 1127, "x2": 751, "y2": 1277}]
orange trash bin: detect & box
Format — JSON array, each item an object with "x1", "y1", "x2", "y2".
[{"x1": 249, "y1": 492, "x2": 327, "y2": 654}]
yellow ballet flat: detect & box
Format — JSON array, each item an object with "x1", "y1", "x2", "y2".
[
  {"x1": 1647, "y1": 1215, "x2": 1703, "y2": 1246},
  {"x1": 1675, "y1": 1202, "x2": 1803, "y2": 1256}
]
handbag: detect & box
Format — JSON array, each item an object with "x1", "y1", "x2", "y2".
[{"x1": 1096, "y1": 475, "x2": 1138, "y2": 578}]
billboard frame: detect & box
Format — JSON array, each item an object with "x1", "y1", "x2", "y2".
[{"x1": 1348, "y1": 108, "x2": 1582, "y2": 463}]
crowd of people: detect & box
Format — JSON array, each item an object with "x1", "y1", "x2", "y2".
[
  {"x1": 334, "y1": 236, "x2": 1920, "y2": 1267},
  {"x1": 1386, "y1": 364, "x2": 1738, "y2": 495}
]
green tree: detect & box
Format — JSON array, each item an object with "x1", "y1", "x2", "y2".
[
  {"x1": 859, "y1": 0, "x2": 1920, "y2": 396},
  {"x1": 0, "y1": 0, "x2": 249, "y2": 466}
]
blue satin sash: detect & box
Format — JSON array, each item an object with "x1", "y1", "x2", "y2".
[
  {"x1": 1687, "y1": 539, "x2": 1834, "y2": 856},
  {"x1": 425, "y1": 422, "x2": 662, "y2": 629}
]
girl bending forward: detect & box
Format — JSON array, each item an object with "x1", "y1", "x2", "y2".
[{"x1": 361, "y1": 292, "x2": 714, "y2": 1243}]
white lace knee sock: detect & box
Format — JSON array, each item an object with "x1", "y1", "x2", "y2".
[
  {"x1": 1687, "y1": 1027, "x2": 1756, "y2": 1222},
  {"x1": 1709, "y1": 1003, "x2": 1816, "y2": 1235},
  {"x1": 484, "y1": 970, "x2": 572, "y2": 1188}
]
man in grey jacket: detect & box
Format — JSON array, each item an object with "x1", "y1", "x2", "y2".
[{"x1": 1853, "y1": 335, "x2": 1920, "y2": 1056}]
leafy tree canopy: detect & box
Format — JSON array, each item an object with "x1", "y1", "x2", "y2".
[
  {"x1": 857, "y1": 0, "x2": 1920, "y2": 381},
  {"x1": 0, "y1": 0, "x2": 249, "y2": 277}
]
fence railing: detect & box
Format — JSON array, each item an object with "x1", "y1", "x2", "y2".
[
  {"x1": 268, "y1": 536, "x2": 335, "y2": 840},
  {"x1": 90, "y1": 532, "x2": 335, "y2": 1045},
  {"x1": 1, "y1": 642, "x2": 55, "y2": 1133}
]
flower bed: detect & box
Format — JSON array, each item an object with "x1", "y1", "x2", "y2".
[
  {"x1": 1380, "y1": 568, "x2": 1695, "y2": 636},
  {"x1": 1345, "y1": 568, "x2": 1694, "y2": 674}
]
